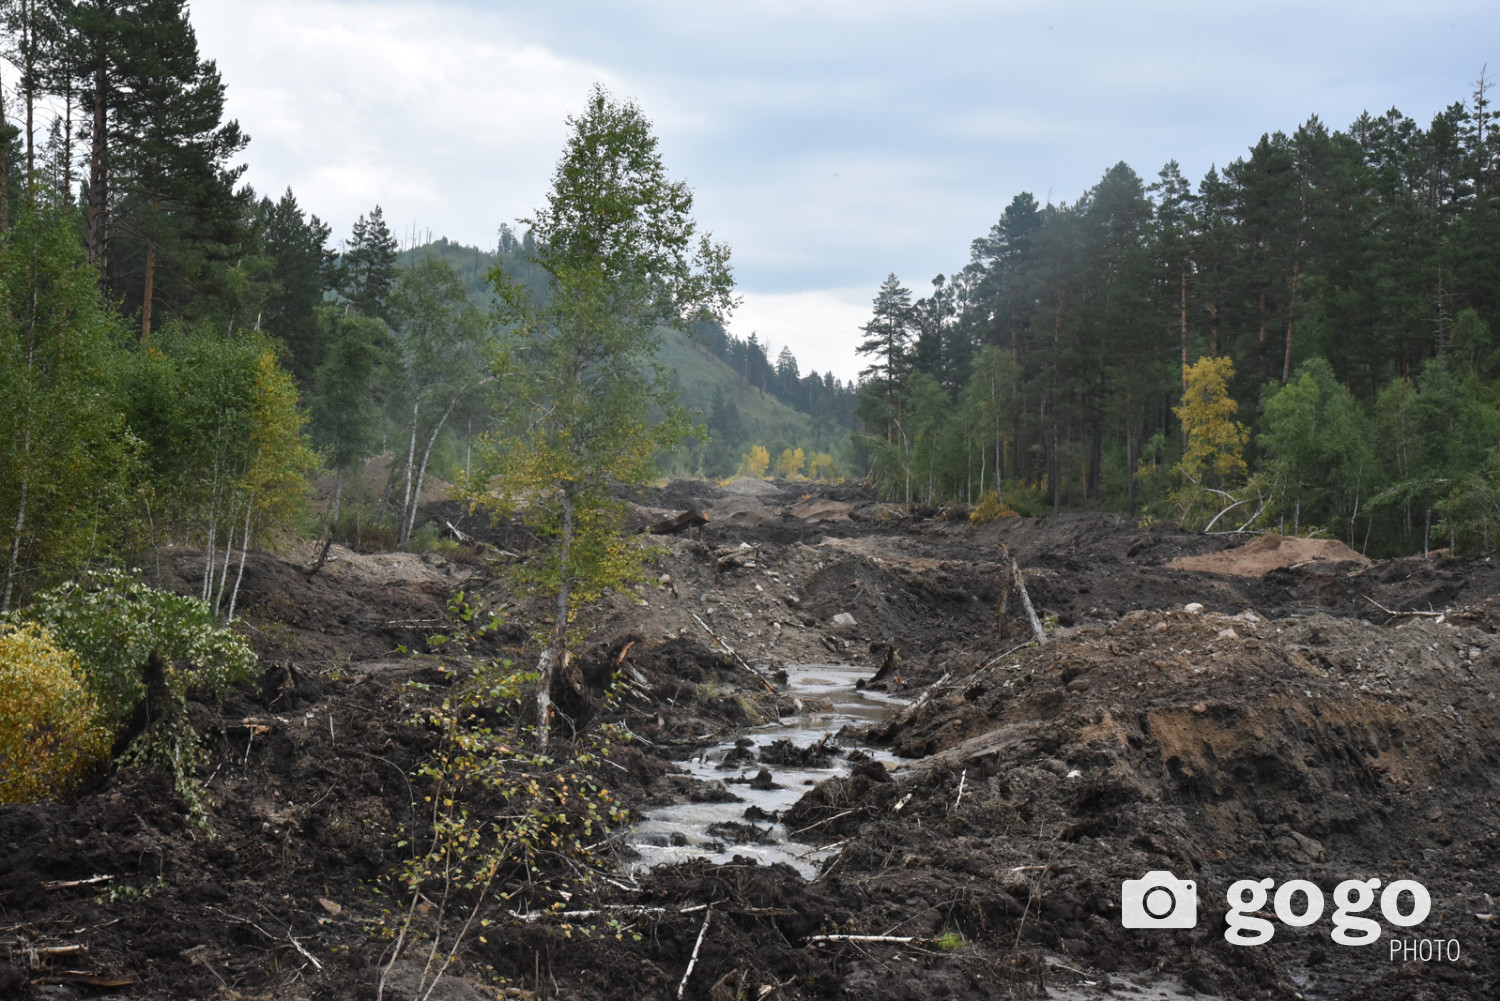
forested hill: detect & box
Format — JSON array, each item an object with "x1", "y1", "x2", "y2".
[
  {"x1": 853, "y1": 81, "x2": 1500, "y2": 557},
  {"x1": 398, "y1": 236, "x2": 859, "y2": 476}
]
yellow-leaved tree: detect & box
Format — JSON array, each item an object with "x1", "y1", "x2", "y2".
[
  {"x1": 736, "y1": 444, "x2": 770, "y2": 479},
  {"x1": 1172, "y1": 355, "x2": 1248, "y2": 528},
  {"x1": 774, "y1": 447, "x2": 806, "y2": 479}
]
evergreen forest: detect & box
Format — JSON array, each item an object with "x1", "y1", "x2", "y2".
[{"x1": 851, "y1": 80, "x2": 1500, "y2": 557}]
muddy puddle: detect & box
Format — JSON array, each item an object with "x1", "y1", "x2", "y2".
[{"x1": 629, "y1": 663, "x2": 905, "y2": 877}]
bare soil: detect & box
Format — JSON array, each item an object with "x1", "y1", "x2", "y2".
[{"x1": 3, "y1": 483, "x2": 1498, "y2": 1000}]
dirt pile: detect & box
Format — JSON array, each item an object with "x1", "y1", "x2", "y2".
[
  {"x1": 1169, "y1": 532, "x2": 1371, "y2": 577},
  {"x1": 824, "y1": 605, "x2": 1500, "y2": 998}
]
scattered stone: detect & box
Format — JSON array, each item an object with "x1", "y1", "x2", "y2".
[
  {"x1": 1192, "y1": 702, "x2": 1208, "y2": 714},
  {"x1": 1066, "y1": 677, "x2": 1091, "y2": 693},
  {"x1": 1273, "y1": 830, "x2": 1326, "y2": 863},
  {"x1": 748, "y1": 768, "x2": 780, "y2": 790},
  {"x1": 706, "y1": 821, "x2": 774, "y2": 845},
  {"x1": 1184, "y1": 602, "x2": 1205, "y2": 614},
  {"x1": 830, "y1": 612, "x2": 857, "y2": 630},
  {"x1": 760, "y1": 738, "x2": 834, "y2": 768}
]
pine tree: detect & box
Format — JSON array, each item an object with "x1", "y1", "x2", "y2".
[
  {"x1": 856, "y1": 272, "x2": 914, "y2": 388},
  {"x1": 339, "y1": 205, "x2": 398, "y2": 322},
  {"x1": 260, "y1": 187, "x2": 335, "y2": 383},
  {"x1": 79, "y1": 0, "x2": 249, "y2": 336}
]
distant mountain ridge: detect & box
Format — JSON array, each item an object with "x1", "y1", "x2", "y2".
[{"x1": 395, "y1": 238, "x2": 855, "y2": 476}]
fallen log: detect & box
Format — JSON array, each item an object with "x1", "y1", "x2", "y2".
[
  {"x1": 647, "y1": 509, "x2": 709, "y2": 536},
  {"x1": 1012, "y1": 558, "x2": 1046, "y2": 646}
]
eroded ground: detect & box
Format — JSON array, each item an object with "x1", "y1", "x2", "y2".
[{"x1": 2, "y1": 480, "x2": 1497, "y2": 1000}]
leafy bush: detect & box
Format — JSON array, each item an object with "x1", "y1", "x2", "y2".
[
  {"x1": 0, "y1": 623, "x2": 111, "y2": 803},
  {"x1": 969, "y1": 490, "x2": 1019, "y2": 524},
  {"x1": 19, "y1": 568, "x2": 257, "y2": 735},
  {"x1": 14, "y1": 569, "x2": 258, "y2": 823}
]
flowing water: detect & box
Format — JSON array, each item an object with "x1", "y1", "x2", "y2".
[{"x1": 629, "y1": 663, "x2": 906, "y2": 878}]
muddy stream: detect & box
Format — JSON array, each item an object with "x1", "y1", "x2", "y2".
[{"x1": 629, "y1": 663, "x2": 905, "y2": 877}]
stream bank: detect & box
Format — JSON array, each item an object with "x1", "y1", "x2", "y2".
[{"x1": 630, "y1": 663, "x2": 904, "y2": 877}]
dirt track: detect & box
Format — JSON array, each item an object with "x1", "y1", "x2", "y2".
[{"x1": 2, "y1": 481, "x2": 1498, "y2": 1000}]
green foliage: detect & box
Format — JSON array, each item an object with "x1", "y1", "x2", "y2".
[
  {"x1": 468, "y1": 85, "x2": 731, "y2": 677},
  {"x1": 0, "y1": 205, "x2": 138, "y2": 609},
  {"x1": 123, "y1": 327, "x2": 315, "y2": 582},
  {"x1": 1371, "y1": 353, "x2": 1500, "y2": 554},
  {"x1": 259, "y1": 188, "x2": 337, "y2": 384},
  {"x1": 387, "y1": 255, "x2": 494, "y2": 543},
  {"x1": 18, "y1": 568, "x2": 256, "y2": 734},
  {"x1": 18, "y1": 568, "x2": 257, "y2": 824},
  {"x1": 338, "y1": 205, "x2": 400, "y2": 322},
  {"x1": 309, "y1": 306, "x2": 388, "y2": 477},
  {"x1": 379, "y1": 640, "x2": 632, "y2": 995},
  {"x1": 0, "y1": 623, "x2": 111, "y2": 803},
  {"x1": 1258, "y1": 356, "x2": 1376, "y2": 539}
]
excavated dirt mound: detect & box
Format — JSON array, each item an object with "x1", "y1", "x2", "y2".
[
  {"x1": 831, "y1": 606, "x2": 1500, "y2": 999},
  {"x1": 1169, "y1": 532, "x2": 1371, "y2": 577}
]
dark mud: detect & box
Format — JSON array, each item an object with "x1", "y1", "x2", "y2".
[{"x1": 4, "y1": 482, "x2": 1500, "y2": 999}]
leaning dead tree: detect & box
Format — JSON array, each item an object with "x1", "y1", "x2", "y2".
[{"x1": 996, "y1": 542, "x2": 1046, "y2": 646}]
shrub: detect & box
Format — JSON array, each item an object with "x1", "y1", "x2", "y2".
[
  {"x1": 15, "y1": 569, "x2": 258, "y2": 823},
  {"x1": 19, "y1": 568, "x2": 257, "y2": 736},
  {"x1": 969, "y1": 490, "x2": 1019, "y2": 524},
  {"x1": 0, "y1": 623, "x2": 110, "y2": 803}
]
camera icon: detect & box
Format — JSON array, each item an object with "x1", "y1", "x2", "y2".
[{"x1": 1122, "y1": 871, "x2": 1198, "y2": 929}]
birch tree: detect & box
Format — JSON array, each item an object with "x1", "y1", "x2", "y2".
[
  {"x1": 386, "y1": 255, "x2": 492, "y2": 544},
  {"x1": 465, "y1": 84, "x2": 735, "y2": 746}
]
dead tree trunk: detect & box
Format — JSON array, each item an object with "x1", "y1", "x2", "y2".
[
  {"x1": 1012, "y1": 558, "x2": 1046, "y2": 647},
  {"x1": 995, "y1": 542, "x2": 1011, "y2": 638}
]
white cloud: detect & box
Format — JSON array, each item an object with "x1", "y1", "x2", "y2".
[
  {"x1": 729, "y1": 288, "x2": 872, "y2": 384},
  {"x1": 193, "y1": 0, "x2": 614, "y2": 247},
  {"x1": 187, "y1": 0, "x2": 1500, "y2": 383}
]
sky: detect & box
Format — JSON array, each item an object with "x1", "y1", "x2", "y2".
[{"x1": 190, "y1": 0, "x2": 1500, "y2": 382}]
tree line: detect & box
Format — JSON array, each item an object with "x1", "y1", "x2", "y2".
[
  {"x1": 852, "y1": 73, "x2": 1500, "y2": 556},
  {"x1": 0, "y1": 1, "x2": 856, "y2": 611}
]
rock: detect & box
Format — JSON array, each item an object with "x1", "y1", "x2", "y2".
[
  {"x1": 1066, "y1": 677, "x2": 1091, "y2": 693},
  {"x1": 789, "y1": 497, "x2": 854, "y2": 522},
  {"x1": 379, "y1": 960, "x2": 489, "y2": 1001},
  {"x1": 830, "y1": 612, "x2": 857, "y2": 630},
  {"x1": 1216, "y1": 627, "x2": 1238, "y2": 640},
  {"x1": 1192, "y1": 702, "x2": 1208, "y2": 714},
  {"x1": 1274, "y1": 830, "x2": 1326, "y2": 863},
  {"x1": 1184, "y1": 602, "x2": 1205, "y2": 614},
  {"x1": 748, "y1": 768, "x2": 780, "y2": 790}
]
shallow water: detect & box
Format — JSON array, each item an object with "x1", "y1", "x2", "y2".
[{"x1": 628, "y1": 663, "x2": 905, "y2": 878}]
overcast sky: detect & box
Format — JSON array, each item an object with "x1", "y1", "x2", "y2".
[{"x1": 192, "y1": 0, "x2": 1498, "y2": 381}]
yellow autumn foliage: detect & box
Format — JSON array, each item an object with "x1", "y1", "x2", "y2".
[
  {"x1": 736, "y1": 445, "x2": 771, "y2": 479},
  {"x1": 774, "y1": 447, "x2": 806, "y2": 479},
  {"x1": 0, "y1": 623, "x2": 110, "y2": 803}
]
